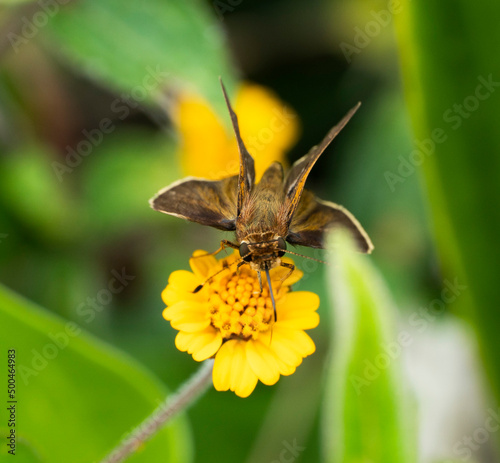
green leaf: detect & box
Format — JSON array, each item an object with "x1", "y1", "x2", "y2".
[
  {"x1": 81, "y1": 129, "x2": 181, "y2": 239},
  {"x1": 323, "y1": 231, "x2": 415, "y2": 463},
  {"x1": 43, "y1": 0, "x2": 236, "y2": 117},
  {"x1": 0, "y1": 0, "x2": 34, "y2": 4},
  {"x1": 0, "y1": 284, "x2": 192, "y2": 462},
  {"x1": 0, "y1": 144, "x2": 81, "y2": 244},
  {"x1": 395, "y1": 1, "x2": 500, "y2": 399}
]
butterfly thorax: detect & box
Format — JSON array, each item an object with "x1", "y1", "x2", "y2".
[
  {"x1": 235, "y1": 162, "x2": 288, "y2": 239},
  {"x1": 238, "y1": 232, "x2": 285, "y2": 272}
]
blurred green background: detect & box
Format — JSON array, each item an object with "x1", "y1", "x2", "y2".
[{"x1": 0, "y1": 0, "x2": 499, "y2": 462}]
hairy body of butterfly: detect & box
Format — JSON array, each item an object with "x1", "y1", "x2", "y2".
[{"x1": 150, "y1": 81, "x2": 373, "y2": 289}]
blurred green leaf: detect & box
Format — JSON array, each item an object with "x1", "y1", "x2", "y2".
[
  {"x1": 323, "y1": 231, "x2": 415, "y2": 463},
  {"x1": 0, "y1": 283, "x2": 192, "y2": 462},
  {"x1": 43, "y1": 0, "x2": 236, "y2": 117},
  {"x1": 395, "y1": 1, "x2": 500, "y2": 399},
  {"x1": 0, "y1": 144, "x2": 80, "y2": 244},
  {"x1": 0, "y1": 439, "x2": 42, "y2": 463},
  {"x1": 81, "y1": 129, "x2": 180, "y2": 239},
  {"x1": 0, "y1": 0, "x2": 34, "y2": 4}
]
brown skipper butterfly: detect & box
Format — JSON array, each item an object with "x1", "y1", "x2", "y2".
[{"x1": 150, "y1": 81, "x2": 373, "y2": 317}]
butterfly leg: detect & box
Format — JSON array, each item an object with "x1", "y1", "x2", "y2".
[
  {"x1": 235, "y1": 260, "x2": 246, "y2": 274},
  {"x1": 279, "y1": 261, "x2": 295, "y2": 284},
  {"x1": 221, "y1": 239, "x2": 239, "y2": 250},
  {"x1": 192, "y1": 250, "x2": 240, "y2": 294},
  {"x1": 257, "y1": 270, "x2": 263, "y2": 293},
  {"x1": 191, "y1": 239, "x2": 239, "y2": 259}
]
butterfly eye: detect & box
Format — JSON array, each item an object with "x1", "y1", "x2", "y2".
[
  {"x1": 277, "y1": 237, "x2": 287, "y2": 257},
  {"x1": 239, "y1": 242, "x2": 252, "y2": 262}
]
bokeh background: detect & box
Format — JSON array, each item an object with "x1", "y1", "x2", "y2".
[{"x1": 1, "y1": 0, "x2": 499, "y2": 462}]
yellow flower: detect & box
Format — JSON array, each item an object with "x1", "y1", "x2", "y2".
[
  {"x1": 162, "y1": 250, "x2": 320, "y2": 398},
  {"x1": 175, "y1": 83, "x2": 299, "y2": 181}
]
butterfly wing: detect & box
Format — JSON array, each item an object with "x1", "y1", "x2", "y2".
[
  {"x1": 149, "y1": 176, "x2": 238, "y2": 231},
  {"x1": 220, "y1": 79, "x2": 255, "y2": 216},
  {"x1": 282, "y1": 103, "x2": 361, "y2": 227},
  {"x1": 287, "y1": 190, "x2": 373, "y2": 252}
]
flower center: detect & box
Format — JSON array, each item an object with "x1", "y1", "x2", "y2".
[{"x1": 208, "y1": 267, "x2": 275, "y2": 340}]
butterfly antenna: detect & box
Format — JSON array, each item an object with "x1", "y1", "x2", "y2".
[
  {"x1": 192, "y1": 258, "x2": 243, "y2": 293},
  {"x1": 265, "y1": 267, "x2": 277, "y2": 323},
  {"x1": 282, "y1": 249, "x2": 329, "y2": 265}
]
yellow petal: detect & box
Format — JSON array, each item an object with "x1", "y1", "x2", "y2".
[
  {"x1": 234, "y1": 371, "x2": 259, "y2": 398},
  {"x1": 170, "y1": 318, "x2": 211, "y2": 333},
  {"x1": 175, "y1": 93, "x2": 234, "y2": 179},
  {"x1": 258, "y1": 329, "x2": 272, "y2": 345},
  {"x1": 230, "y1": 341, "x2": 259, "y2": 397},
  {"x1": 162, "y1": 286, "x2": 203, "y2": 306},
  {"x1": 270, "y1": 258, "x2": 303, "y2": 287},
  {"x1": 281, "y1": 291, "x2": 320, "y2": 312},
  {"x1": 275, "y1": 312, "x2": 320, "y2": 331},
  {"x1": 274, "y1": 356, "x2": 297, "y2": 376},
  {"x1": 175, "y1": 328, "x2": 222, "y2": 361},
  {"x1": 192, "y1": 331, "x2": 223, "y2": 361},
  {"x1": 213, "y1": 340, "x2": 259, "y2": 397},
  {"x1": 213, "y1": 340, "x2": 236, "y2": 392},
  {"x1": 269, "y1": 327, "x2": 304, "y2": 367},
  {"x1": 276, "y1": 292, "x2": 320, "y2": 329},
  {"x1": 245, "y1": 340, "x2": 280, "y2": 386},
  {"x1": 163, "y1": 301, "x2": 211, "y2": 332},
  {"x1": 271, "y1": 325, "x2": 316, "y2": 366},
  {"x1": 163, "y1": 300, "x2": 206, "y2": 320},
  {"x1": 228, "y1": 341, "x2": 246, "y2": 390},
  {"x1": 231, "y1": 348, "x2": 258, "y2": 397},
  {"x1": 175, "y1": 82, "x2": 299, "y2": 182},
  {"x1": 162, "y1": 270, "x2": 204, "y2": 305},
  {"x1": 175, "y1": 331, "x2": 198, "y2": 352},
  {"x1": 251, "y1": 330, "x2": 286, "y2": 374},
  {"x1": 189, "y1": 251, "x2": 218, "y2": 280},
  {"x1": 236, "y1": 84, "x2": 299, "y2": 180},
  {"x1": 274, "y1": 328, "x2": 316, "y2": 359}
]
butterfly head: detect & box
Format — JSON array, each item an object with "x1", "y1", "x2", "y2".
[{"x1": 238, "y1": 232, "x2": 287, "y2": 272}]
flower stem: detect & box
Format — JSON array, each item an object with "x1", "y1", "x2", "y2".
[{"x1": 99, "y1": 359, "x2": 214, "y2": 463}]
